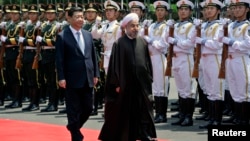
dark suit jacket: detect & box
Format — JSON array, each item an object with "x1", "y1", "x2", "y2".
[{"x1": 55, "y1": 26, "x2": 100, "y2": 88}]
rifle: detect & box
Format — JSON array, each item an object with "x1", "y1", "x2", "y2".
[
  {"x1": 15, "y1": 26, "x2": 25, "y2": 69},
  {"x1": 0, "y1": 27, "x2": 6, "y2": 69},
  {"x1": 191, "y1": 0, "x2": 201, "y2": 78},
  {"x1": 218, "y1": 24, "x2": 228, "y2": 79},
  {"x1": 32, "y1": 28, "x2": 41, "y2": 70},
  {"x1": 165, "y1": 0, "x2": 174, "y2": 76},
  {"x1": 165, "y1": 25, "x2": 174, "y2": 76}
]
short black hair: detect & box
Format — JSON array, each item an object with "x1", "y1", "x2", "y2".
[{"x1": 68, "y1": 7, "x2": 83, "y2": 17}]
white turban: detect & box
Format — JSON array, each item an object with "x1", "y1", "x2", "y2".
[{"x1": 121, "y1": 13, "x2": 139, "y2": 28}]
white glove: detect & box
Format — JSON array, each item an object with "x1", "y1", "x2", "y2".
[
  {"x1": 222, "y1": 37, "x2": 231, "y2": 45},
  {"x1": 218, "y1": 29, "x2": 224, "y2": 42},
  {"x1": 220, "y1": 18, "x2": 229, "y2": 26},
  {"x1": 55, "y1": 22, "x2": 61, "y2": 30},
  {"x1": 62, "y1": 21, "x2": 68, "y2": 26},
  {"x1": 195, "y1": 37, "x2": 203, "y2": 44},
  {"x1": 166, "y1": 19, "x2": 175, "y2": 26},
  {"x1": 18, "y1": 21, "x2": 26, "y2": 28},
  {"x1": 0, "y1": 22, "x2": 7, "y2": 28},
  {"x1": 95, "y1": 16, "x2": 102, "y2": 26},
  {"x1": 18, "y1": 37, "x2": 25, "y2": 43},
  {"x1": 35, "y1": 21, "x2": 41, "y2": 29},
  {"x1": 167, "y1": 37, "x2": 176, "y2": 44},
  {"x1": 143, "y1": 36, "x2": 152, "y2": 44},
  {"x1": 1, "y1": 35, "x2": 7, "y2": 42},
  {"x1": 36, "y1": 35, "x2": 42, "y2": 43},
  {"x1": 193, "y1": 18, "x2": 202, "y2": 26},
  {"x1": 26, "y1": 20, "x2": 31, "y2": 26}
]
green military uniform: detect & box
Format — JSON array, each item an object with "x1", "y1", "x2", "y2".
[
  {"x1": 21, "y1": 4, "x2": 41, "y2": 111},
  {"x1": 0, "y1": 5, "x2": 5, "y2": 106},
  {"x1": 83, "y1": 3, "x2": 105, "y2": 115},
  {"x1": 39, "y1": 4, "x2": 60, "y2": 112},
  {"x1": 2, "y1": 4, "x2": 23, "y2": 109}
]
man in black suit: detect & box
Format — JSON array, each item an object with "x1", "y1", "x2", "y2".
[{"x1": 55, "y1": 7, "x2": 99, "y2": 141}]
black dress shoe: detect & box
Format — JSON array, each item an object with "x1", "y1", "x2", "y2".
[
  {"x1": 59, "y1": 108, "x2": 67, "y2": 114},
  {"x1": 22, "y1": 104, "x2": 39, "y2": 111},
  {"x1": 10, "y1": 101, "x2": 22, "y2": 108},
  {"x1": 41, "y1": 104, "x2": 58, "y2": 112},
  {"x1": 171, "y1": 112, "x2": 180, "y2": 118},
  {"x1": 0, "y1": 100, "x2": 4, "y2": 106},
  {"x1": 5, "y1": 101, "x2": 22, "y2": 108},
  {"x1": 90, "y1": 110, "x2": 98, "y2": 116},
  {"x1": 154, "y1": 115, "x2": 167, "y2": 123}
]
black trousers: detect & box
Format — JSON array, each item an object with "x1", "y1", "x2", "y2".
[{"x1": 66, "y1": 85, "x2": 93, "y2": 141}]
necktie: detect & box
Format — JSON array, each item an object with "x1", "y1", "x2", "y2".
[
  {"x1": 106, "y1": 24, "x2": 109, "y2": 29},
  {"x1": 76, "y1": 31, "x2": 85, "y2": 55}
]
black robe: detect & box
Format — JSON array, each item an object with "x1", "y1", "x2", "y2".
[{"x1": 98, "y1": 35, "x2": 156, "y2": 141}]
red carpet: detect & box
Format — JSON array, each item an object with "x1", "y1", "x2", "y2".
[{"x1": 0, "y1": 119, "x2": 168, "y2": 141}]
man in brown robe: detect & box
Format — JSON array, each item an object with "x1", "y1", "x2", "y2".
[{"x1": 98, "y1": 13, "x2": 157, "y2": 141}]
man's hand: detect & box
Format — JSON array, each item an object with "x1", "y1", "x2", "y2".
[
  {"x1": 116, "y1": 87, "x2": 120, "y2": 93},
  {"x1": 94, "y1": 77, "x2": 98, "y2": 86},
  {"x1": 58, "y1": 80, "x2": 66, "y2": 89}
]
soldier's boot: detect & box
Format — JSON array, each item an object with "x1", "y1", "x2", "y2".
[
  {"x1": 5, "y1": 85, "x2": 22, "y2": 108},
  {"x1": 155, "y1": 97, "x2": 168, "y2": 123},
  {"x1": 199, "y1": 100, "x2": 215, "y2": 129},
  {"x1": 41, "y1": 87, "x2": 58, "y2": 112},
  {"x1": 181, "y1": 98, "x2": 195, "y2": 126},
  {"x1": 196, "y1": 94, "x2": 209, "y2": 120},
  {"x1": 171, "y1": 97, "x2": 185, "y2": 125},
  {"x1": 22, "y1": 88, "x2": 39, "y2": 111},
  {"x1": 232, "y1": 102, "x2": 241, "y2": 125},
  {"x1": 223, "y1": 100, "x2": 236, "y2": 123},
  {"x1": 239, "y1": 102, "x2": 250, "y2": 125},
  {"x1": 0, "y1": 85, "x2": 4, "y2": 106},
  {"x1": 153, "y1": 96, "x2": 160, "y2": 121},
  {"x1": 212, "y1": 100, "x2": 223, "y2": 126}
]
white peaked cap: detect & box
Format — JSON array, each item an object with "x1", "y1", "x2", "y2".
[
  {"x1": 176, "y1": 0, "x2": 195, "y2": 9},
  {"x1": 128, "y1": 1, "x2": 146, "y2": 10},
  {"x1": 153, "y1": 1, "x2": 170, "y2": 10}
]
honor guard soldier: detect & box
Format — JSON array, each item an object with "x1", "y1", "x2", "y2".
[
  {"x1": 20, "y1": 4, "x2": 30, "y2": 103},
  {"x1": 166, "y1": 0, "x2": 197, "y2": 126},
  {"x1": 21, "y1": 4, "x2": 29, "y2": 22},
  {"x1": 39, "y1": 4, "x2": 46, "y2": 22},
  {"x1": 194, "y1": 0, "x2": 210, "y2": 121},
  {"x1": 0, "y1": 5, "x2": 12, "y2": 102},
  {"x1": 91, "y1": 0, "x2": 122, "y2": 75},
  {"x1": 128, "y1": 1, "x2": 146, "y2": 23},
  {"x1": 36, "y1": 4, "x2": 60, "y2": 112},
  {"x1": 57, "y1": 3, "x2": 65, "y2": 23},
  {"x1": 1, "y1": 4, "x2": 23, "y2": 109},
  {"x1": 83, "y1": 3, "x2": 105, "y2": 116},
  {"x1": 0, "y1": 5, "x2": 5, "y2": 106},
  {"x1": 196, "y1": 0, "x2": 225, "y2": 129},
  {"x1": 143, "y1": 0, "x2": 170, "y2": 124},
  {"x1": 221, "y1": 0, "x2": 237, "y2": 124},
  {"x1": 20, "y1": 4, "x2": 41, "y2": 111},
  {"x1": 220, "y1": 0, "x2": 250, "y2": 125}
]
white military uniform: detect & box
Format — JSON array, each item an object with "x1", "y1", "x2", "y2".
[
  {"x1": 171, "y1": 20, "x2": 197, "y2": 99},
  {"x1": 147, "y1": 21, "x2": 169, "y2": 97},
  {"x1": 225, "y1": 20, "x2": 250, "y2": 102},
  {"x1": 91, "y1": 0, "x2": 122, "y2": 74},
  {"x1": 200, "y1": 19, "x2": 225, "y2": 101}
]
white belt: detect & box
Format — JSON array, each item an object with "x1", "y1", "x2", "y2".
[
  {"x1": 25, "y1": 46, "x2": 36, "y2": 50},
  {"x1": 42, "y1": 46, "x2": 55, "y2": 49}
]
